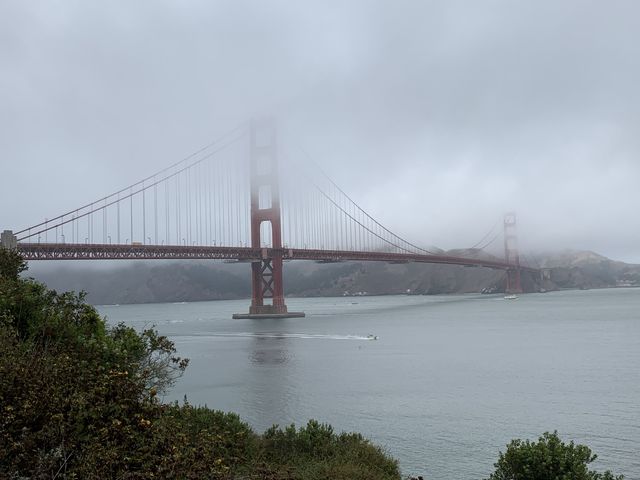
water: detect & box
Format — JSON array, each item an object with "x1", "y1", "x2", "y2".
[{"x1": 97, "y1": 288, "x2": 640, "y2": 479}]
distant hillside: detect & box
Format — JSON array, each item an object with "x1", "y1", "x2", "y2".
[
  {"x1": 27, "y1": 250, "x2": 640, "y2": 305},
  {"x1": 538, "y1": 249, "x2": 640, "y2": 290},
  {"x1": 30, "y1": 262, "x2": 250, "y2": 305}
]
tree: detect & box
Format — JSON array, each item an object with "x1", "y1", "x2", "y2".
[
  {"x1": 0, "y1": 251, "x2": 191, "y2": 477},
  {"x1": 1, "y1": 251, "x2": 401, "y2": 479},
  {"x1": 487, "y1": 431, "x2": 623, "y2": 480},
  {"x1": 0, "y1": 247, "x2": 27, "y2": 281}
]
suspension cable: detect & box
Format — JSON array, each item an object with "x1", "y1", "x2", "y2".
[
  {"x1": 16, "y1": 122, "x2": 248, "y2": 235},
  {"x1": 17, "y1": 131, "x2": 246, "y2": 241},
  {"x1": 292, "y1": 146, "x2": 439, "y2": 255}
]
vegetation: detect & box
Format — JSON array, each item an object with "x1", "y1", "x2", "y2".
[
  {"x1": 0, "y1": 248, "x2": 400, "y2": 479},
  {"x1": 1, "y1": 249, "x2": 624, "y2": 479},
  {"x1": 486, "y1": 431, "x2": 623, "y2": 480}
]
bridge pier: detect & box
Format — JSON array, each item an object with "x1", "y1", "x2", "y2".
[
  {"x1": 233, "y1": 118, "x2": 304, "y2": 319},
  {"x1": 1, "y1": 230, "x2": 18, "y2": 250}
]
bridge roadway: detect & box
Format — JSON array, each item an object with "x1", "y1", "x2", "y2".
[{"x1": 17, "y1": 242, "x2": 538, "y2": 273}]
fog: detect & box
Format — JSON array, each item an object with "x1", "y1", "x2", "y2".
[{"x1": 2, "y1": 1, "x2": 639, "y2": 262}]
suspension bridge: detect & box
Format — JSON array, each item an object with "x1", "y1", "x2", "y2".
[{"x1": 1, "y1": 118, "x2": 538, "y2": 318}]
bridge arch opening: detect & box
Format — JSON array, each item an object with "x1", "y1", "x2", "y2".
[{"x1": 259, "y1": 220, "x2": 273, "y2": 248}]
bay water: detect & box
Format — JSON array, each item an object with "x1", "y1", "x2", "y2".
[{"x1": 97, "y1": 288, "x2": 640, "y2": 479}]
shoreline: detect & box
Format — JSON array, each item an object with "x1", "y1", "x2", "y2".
[{"x1": 93, "y1": 285, "x2": 640, "y2": 308}]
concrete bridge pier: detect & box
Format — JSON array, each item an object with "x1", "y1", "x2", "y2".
[{"x1": 1, "y1": 230, "x2": 17, "y2": 250}]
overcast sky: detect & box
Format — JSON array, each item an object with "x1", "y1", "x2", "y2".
[{"x1": 1, "y1": 1, "x2": 639, "y2": 262}]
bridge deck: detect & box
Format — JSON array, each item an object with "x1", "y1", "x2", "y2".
[{"x1": 17, "y1": 243, "x2": 538, "y2": 272}]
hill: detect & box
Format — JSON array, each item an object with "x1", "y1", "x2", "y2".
[{"x1": 27, "y1": 250, "x2": 640, "y2": 305}]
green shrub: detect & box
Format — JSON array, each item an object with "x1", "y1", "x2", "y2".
[
  {"x1": 487, "y1": 431, "x2": 623, "y2": 480},
  {"x1": 0, "y1": 249, "x2": 401, "y2": 479},
  {"x1": 261, "y1": 420, "x2": 400, "y2": 480}
]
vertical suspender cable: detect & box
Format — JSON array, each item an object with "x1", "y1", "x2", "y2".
[
  {"x1": 196, "y1": 165, "x2": 200, "y2": 245},
  {"x1": 330, "y1": 187, "x2": 335, "y2": 249},
  {"x1": 227, "y1": 160, "x2": 232, "y2": 246},
  {"x1": 236, "y1": 154, "x2": 241, "y2": 246},
  {"x1": 165, "y1": 180, "x2": 169, "y2": 245},
  {"x1": 215, "y1": 157, "x2": 219, "y2": 245},
  {"x1": 338, "y1": 190, "x2": 343, "y2": 250},
  {"x1": 214, "y1": 158, "x2": 218, "y2": 245},
  {"x1": 176, "y1": 175, "x2": 181, "y2": 244},
  {"x1": 221, "y1": 161, "x2": 225, "y2": 246},
  {"x1": 314, "y1": 190, "x2": 319, "y2": 248},
  {"x1": 117, "y1": 194, "x2": 120, "y2": 244},
  {"x1": 288, "y1": 184, "x2": 292, "y2": 248},
  {"x1": 206, "y1": 160, "x2": 211, "y2": 245},
  {"x1": 222, "y1": 160, "x2": 227, "y2": 245},
  {"x1": 186, "y1": 170, "x2": 191, "y2": 245},
  {"x1": 154, "y1": 182, "x2": 158, "y2": 244},
  {"x1": 142, "y1": 185, "x2": 146, "y2": 244},
  {"x1": 130, "y1": 188, "x2": 133, "y2": 244},
  {"x1": 320, "y1": 191, "x2": 325, "y2": 248},
  {"x1": 197, "y1": 164, "x2": 201, "y2": 245},
  {"x1": 243, "y1": 157, "x2": 248, "y2": 246},
  {"x1": 199, "y1": 162, "x2": 203, "y2": 245},
  {"x1": 310, "y1": 190, "x2": 315, "y2": 248}
]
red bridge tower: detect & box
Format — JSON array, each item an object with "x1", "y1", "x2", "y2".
[
  {"x1": 233, "y1": 119, "x2": 304, "y2": 319},
  {"x1": 503, "y1": 212, "x2": 523, "y2": 294}
]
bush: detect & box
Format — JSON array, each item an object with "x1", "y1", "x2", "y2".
[
  {"x1": 0, "y1": 249, "x2": 401, "y2": 479},
  {"x1": 487, "y1": 431, "x2": 624, "y2": 480},
  {"x1": 261, "y1": 420, "x2": 400, "y2": 480},
  {"x1": 0, "y1": 250, "x2": 190, "y2": 478}
]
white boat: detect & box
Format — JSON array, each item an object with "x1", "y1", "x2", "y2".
[{"x1": 504, "y1": 294, "x2": 518, "y2": 300}]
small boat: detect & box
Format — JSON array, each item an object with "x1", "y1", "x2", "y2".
[
  {"x1": 367, "y1": 334, "x2": 379, "y2": 340},
  {"x1": 504, "y1": 294, "x2": 518, "y2": 300}
]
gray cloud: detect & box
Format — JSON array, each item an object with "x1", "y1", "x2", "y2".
[{"x1": 1, "y1": 0, "x2": 639, "y2": 261}]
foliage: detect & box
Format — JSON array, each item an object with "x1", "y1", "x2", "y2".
[
  {"x1": 0, "y1": 249, "x2": 189, "y2": 478},
  {"x1": 260, "y1": 420, "x2": 400, "y2": 480},
  {"x1": 0, "y1": 247, "x2": 27, "y2": 281},
  {"x1": 0, "y1": 248, "x2": 401, "y2": 480},
  {"x1": 487, "y1": 431, "x2": 624, "y2": 480}
]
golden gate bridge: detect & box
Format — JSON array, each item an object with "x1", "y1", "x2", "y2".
[{"x1": 1, "y1": 119, "x2": 537, "y2": 318}]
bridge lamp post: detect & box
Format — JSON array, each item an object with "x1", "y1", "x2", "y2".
[
  {"x1": 125, "y1": 238, "x2": 129, "y2": 245},
  {"x1": 147, "y1": 237, "x2": 151, "y2": 245},
  {"x1": 84, "y1": 237, "x2": 88, "y2": 244},
  {"x1": 182, "y1": 238, "x2": 186, "y2": 246},
  {"x1": 61, "y1": 234, "x2": 65, "y2": 244},
  {"x1": 108, "y1": 235, "x2": 111, "y2": 244}
]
